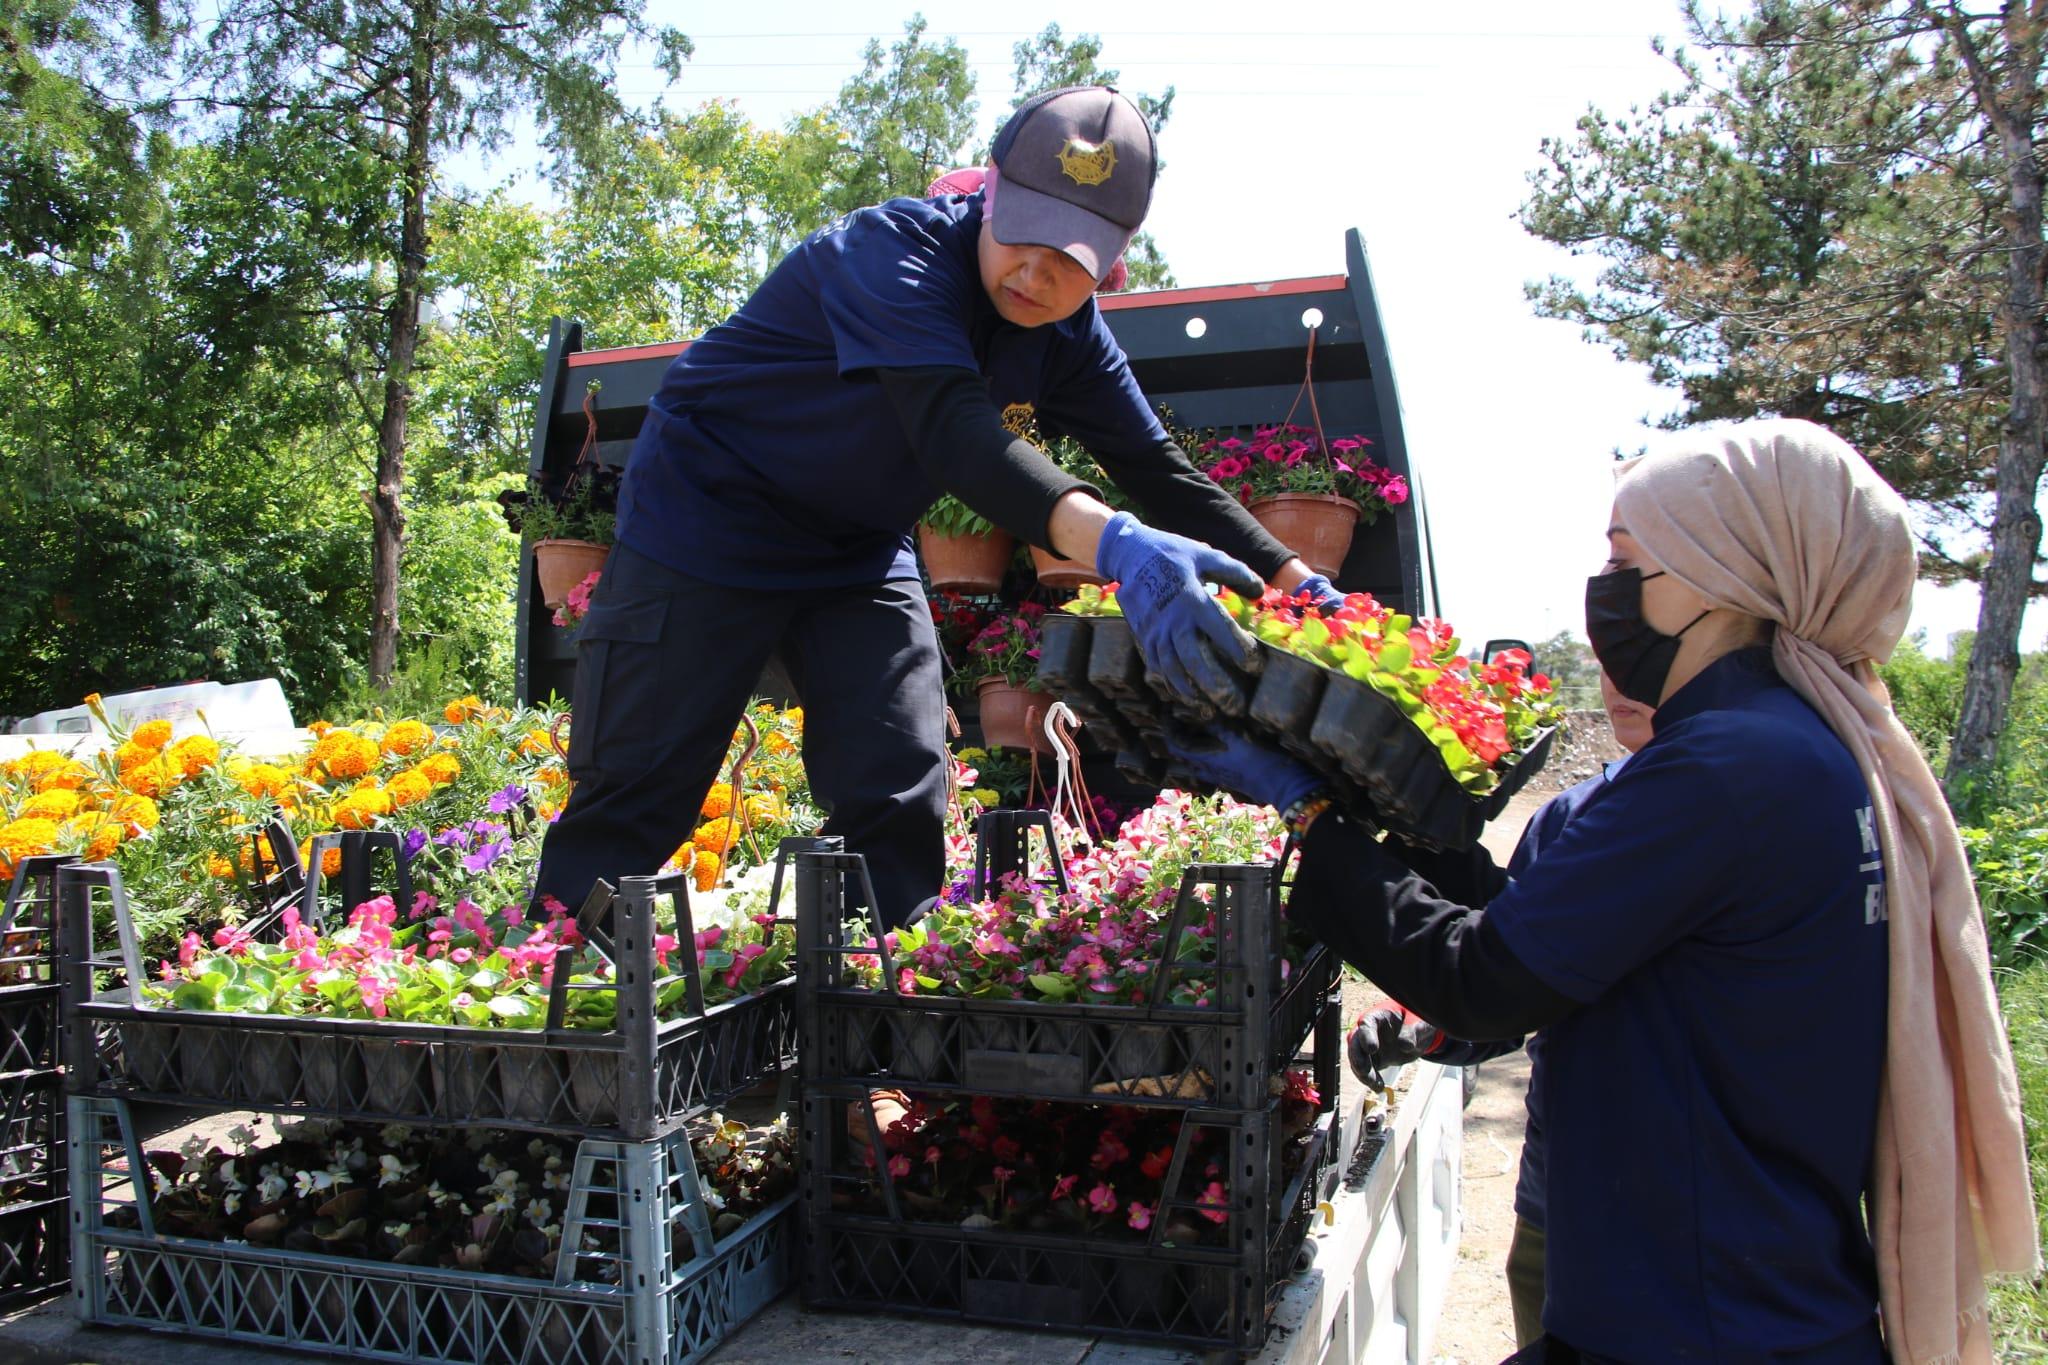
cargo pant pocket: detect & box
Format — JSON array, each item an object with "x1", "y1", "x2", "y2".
[{"x1": 566, "y1": 595, "x2": 671, "y2": 778}]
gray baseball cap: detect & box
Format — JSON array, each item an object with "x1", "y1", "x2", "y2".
[{"x1": 987, "y1": 86, "x2": 1156, "y2": 281}]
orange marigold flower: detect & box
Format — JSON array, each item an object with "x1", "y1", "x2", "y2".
[
  {"x1": 121, "y1": 758, "x2": 181, "y2": 799},
  {"x1": 168, "y1": 734, "x2": 221, "y2": 777},
  {"x1": 114, "y1": 741, "x2": 154, "y2": 773},
  {"x1": 692, "y1": 849, "x2": 721, "y2": 893},
  {"x1": 785, "y1": 707, "x2": 804, "y2": 732},
  {"x1": 67, "y1": 813, "x2": 122, "y2": 861},
  {"x1": 207, "y1": 853, "x2": 237, "y2": 879},
  {"x1": 386, "y1": 771, "x2": 432, "y2": 808},
  {"x1": 14, "y1": 752, "x2": 64, "y2": 783},
  {"x1": 33, "y1": 758, "x2": 91, "y2": 792},
  {"x1": 693, "y1": 817, "x2": 737, "y2": 853},
  {"x1": 333, "y1": 789, "x2": 392, "y2": 830},
  {"x1": 111, "y1": 794, "x2": 159, "y2": 834},
  {"x1": 306, "y1": 720, "x2": 333, "y2": 737},
  {"x1": 320, "y1": 846, "x2": 342, "y2": 877},
  {"x1": 699, "y1": 783, "x2": 734, "y2": 820},
  {"x1": 311, "y1": 730, "x2": 378, "y2": 781},
  {"x1": 229, "y1": 760, "x2": 291, "y2": 800},
  {"x1": 443, "y1": 695, "x2": 487, "y2": 724},
  {"x1": 20, "y1": 791, "x2": 82, "y2": 821},
  {"x1": 0, "y1": 817, "x2": 61, "y2": 869},
  {"x1": 380, "y1": 719, "x2": 434, "y2": 757},
  {"x1": 517, "y1": 729, "x2": 556, "y2": 757},
  {"x1": 764, "y1": 732, "x2": 794, "y2": 755},
  {"x1": 131, "y1": 719, "x2": 174, "y2": 750},
  {"x1": 418, "y1": 754, "x2": 461, "y2": 785},
  {"x1": 665, "y1": 840, "x2": 696, "y2": 874}
]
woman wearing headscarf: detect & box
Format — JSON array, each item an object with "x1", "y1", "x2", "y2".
[{"x1": 1170, "y1": 419, "x2": 2036, "y2": 1362}]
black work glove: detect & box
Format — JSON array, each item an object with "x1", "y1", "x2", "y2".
[{"x1": 1346, "y1": 1004, "x2": 1442, "y2": 1090}]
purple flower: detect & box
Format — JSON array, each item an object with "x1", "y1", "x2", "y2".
[
  {"x1": 400, "y1": 828, "x2": 427, "y2": 860},
  {"x1": 462, "y1": 838, "x2": 511, "y2": 874},
  {"x1": 434, "y1": 827, "x2": 471, "y2": 850},
  {"x1": 487, "y1": 784, "x2": 525, "y2": 815}
]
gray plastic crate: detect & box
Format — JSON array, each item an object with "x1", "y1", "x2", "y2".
[{"x1": 68, "y1": 1095, "x2": 793, "y2": 1365}]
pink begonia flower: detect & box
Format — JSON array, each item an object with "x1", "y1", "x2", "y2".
[
  {"x1": 1197, "y1": 1181, "x2": 1230, "y2": 1224},
  {"x1": 1127, "y1": 1201, "x2": 1152, "y2": 1231},
  {"x1": 501, "y1": 903, "x2": 524, "y2": 927},
  {"x1": 450, "y1": 947, "x2": 473, "y2": 965},
  {"x1": 1050, "y1": 1174, "x2": 1078, "y2": 1202},
  {"x1": 1086, "y1": 1183, "x2": 1118, "y2": 1215},
  {"x1": 177, "y1": 931, "x2": 202, "y2": 967},
  {"x1": 653, "y1": 932, "x2": 678, "y2": 965},
  {"x1": 358, "y1": 974, "x2": 393, "y2": 1019},
  {"x1": 898, "y1": 967, "x2": 921, "y2": 994},
  {"x1": 888, "y1": 1154, "x2": 911, "y2": 1178},
  {"x1": 453, "y1": 992, "x2": 474, "y2": 1009},
  {"x1": 212, "y1": 923, "x2": 254, "y2": 955},
  {"x1": 157, "y1": 960, "x2": 178, "y2": 982}
]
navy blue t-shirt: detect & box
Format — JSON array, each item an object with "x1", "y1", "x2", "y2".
[
  {"x1": 614, "y1": 192, "x2": 1167, "y2": 588},
  {"x1": 1488, "y1": 650, "x2": 1888, "y2": 1360}
]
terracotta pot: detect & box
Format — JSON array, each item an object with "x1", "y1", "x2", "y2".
[
  {"x1": 918, "y1": 525, "x2": 1015, "y2": 595},
  {"x1": 1028, "y1": 543, "x2": 1104, "y2": 590},
  {"x1": 534, "y1": 539, "x2": 610, "y2": 610},
  {"x1": 1248, "y1": 494, "x2": 1361, "y2": 580},
  {"x1": 975, "y1": 678, "x2": 1053, "y2": 753}
]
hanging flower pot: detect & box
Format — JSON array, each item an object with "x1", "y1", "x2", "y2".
[
  {"x1": 1028, "y1": 543, "x2": 1104, "y2": 590},
  {"x1": 534, "y1": 539, "x2": 611, "y2": 610},
  {"x1": 975, "y1": 677, "x2": 1053, "y2": 754},
  {"x1": 1246, "y1": 494, "x2": 1360, "y2": 580},
  {"x1": 919, "y1": 524, "x2": 1015, "y2": 595}
]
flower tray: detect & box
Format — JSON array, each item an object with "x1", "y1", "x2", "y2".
[
  {"x1": 794, "y1": 839, "x2": 1342, "y2": 1110},
  {"x1": 0, "y1": 856, "x2": 69, "y2": 1307},
  {"x1": 1037, "y1": 615, "x2": 1556, "y2": 849},
  {"x1": 69, "y1": 1095, "x2": 793, "y2": 1365},
  {"x1": 57, "y1": 865, "x2": 794, "y2": 1142},
  {"x1": 797, "y1": 1086, "x2": 1334, "y2": 1354}
]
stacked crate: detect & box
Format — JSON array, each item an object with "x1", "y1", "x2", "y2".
[
  {"x1": 59, "y1": 861, "x2": 796, "y2": 1365},
  {"x1": 792, "y1": 812, "x2": 1342, "y2": 1354},
  {"x1": 0, "y1": 856, "x2": 69, "y2": 1306}
]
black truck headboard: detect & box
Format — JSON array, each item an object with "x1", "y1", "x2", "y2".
[{"x1": 516, "y1": 227, "x2": 1431, "y2": 707}]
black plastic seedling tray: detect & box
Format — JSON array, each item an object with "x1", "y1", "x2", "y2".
[{"x1": 1037, "y1": 614, "x2": 1554, "y2": 849}]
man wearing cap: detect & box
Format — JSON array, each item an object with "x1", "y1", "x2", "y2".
[{"x1": 534, "y1": 86, "x2": 1331, "y2": 924}]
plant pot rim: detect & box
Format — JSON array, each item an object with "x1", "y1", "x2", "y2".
[
  {"x1": 1247, "y1": 492, "x2": 1362, "y2": 513},
  {"x1": 974, "y1": 676, "x2": 1048, "y2": 696}
]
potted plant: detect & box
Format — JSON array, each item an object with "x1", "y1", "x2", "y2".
[
  {"x1": 1026, "y1": 436, "x2": 1128, "y2": 590},
  {"x1": 1189, "y1": 424, "x2": 1409, "y2": 579},
  {"x1": 917, "y1": 495, "x2": 1014, "y2": 595},
  {"x1": 954, "y1": 603, "x2": 1053, "y2": 753},
  {"x1": 524, "y1": 472, "x2": 616, "y2": 611}
]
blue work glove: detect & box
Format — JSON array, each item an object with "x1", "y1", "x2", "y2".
[
  {"x1": 1096, "y1": 511, "x2": 1263, "y2": 714},
  {"x1": 1163, "y1": 728, "x2": 1324, "y2": 813},
  {"x1": 1292, "y1": 573, "x2": 1345, "y2": 612}
]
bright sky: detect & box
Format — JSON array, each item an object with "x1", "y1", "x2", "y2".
[{"x1": 489, "y1": 0, "x2": 2046, "y2": 657}]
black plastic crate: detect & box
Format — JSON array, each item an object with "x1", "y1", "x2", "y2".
[
  {"x1": 798, "y1": 1085, "x2": 1333, "y2": 1354},
  {"x1": 0, "y1": 855, "x2": 68, "y2": 1305},
  {"x1": 1038, "y1": 613, "x2": 1555, "y2": 849},
  {"x1": 795, "y1": 818, "x2": 1339, "y2": 1110},
  {"x1": 60, "y1": 863, "x2": 794, "y2": 1141}
]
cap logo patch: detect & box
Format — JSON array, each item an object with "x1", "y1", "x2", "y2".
[{"x1": 1056, "y1": 138, "x2": 1116, "y2": 187}]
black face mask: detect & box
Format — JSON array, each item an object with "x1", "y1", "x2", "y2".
[{"x1": 1584, "y1": 569, "x2": 1710, "y2": 707}]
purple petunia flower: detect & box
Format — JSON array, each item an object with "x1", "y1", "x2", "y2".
[
  {"x1": 434, "y1": 827, "x2": 470, "y2": 850},
  {"x1": 400, "y1": 828, "x2": 427, "y2": 860},
  {"x1": 462, "y1": 838, "x2": 511, "y2": 875},
  {"x1": 487, "y1": 784, "x2": 525, "y2": 815}
]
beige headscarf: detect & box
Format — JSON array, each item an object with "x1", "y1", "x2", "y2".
[{"x1": 1614, "y1": 419, "x2": 2037, "y2": 1365}]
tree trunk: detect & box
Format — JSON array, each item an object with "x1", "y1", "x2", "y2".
[
  {"x1": 368, "y1": 19, "x2": 435, "y2": 690},
  {"x1": 1944, "y1": 7, "x2": 2047, "y2": 803}
]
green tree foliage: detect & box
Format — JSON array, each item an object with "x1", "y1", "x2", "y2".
[
  {"x1": 1529, "y1": 630, "x2": 1601, "y2": 708},
  {"x1": 1520, "y1": 0, "x2": 2047, "y2": 798}
]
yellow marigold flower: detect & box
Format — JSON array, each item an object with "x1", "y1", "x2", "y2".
[
  {"x1": 386, "y1": 771, "x2": 432, "y2": 808},
  {"x1": 664, "y1": 840, "x2": 696, "y2": 874},
  {"x1": 763, "y1": 732, "x2": 794, "y2": 755},
  {"x1": 111, "y1": 794, "x2": 159, "y2": 834},
  {"x1": 443, "y1": 695, "x2": 487, "y2": 724},
  {"x1": 15, "y1": 752, "x2": 66, "y2": 783},
  {"x1": 67, "y1": 813, "x2": 122, "y2": 861},
  {"x1": 380, "y1": 719, "x2": 434, "y2": 757},
  {"x1": 785, "y1": 707, "x2": 804, "y2": 732},
  {"x1": 744, "y1": 793, "x2": 784, "y2": 824},
  {"x1": 306, "y1": 719, "x2": 333, "y2": 737},
  {"x1": 121, "y1": 758, "x2": 181, "y2": 799},
  {"x1": 693, "y1": 817, "x2": 737, "y2": 853},
  {"x1": 168, "y1": 734, "x2": 220, "y2": 777},
  {"x1": 321, "y1": 846, "x2": 342, "y2": 877},
  {"x1": 699, "y1": 783, "x2": 734, "y2": 820},
  {"x1": 228, "y1": 760, "x2": 290, "y2": 800},
  {"x1": 207, "y1": 853, "x2": 237, "y2": 879},
  {"x1": 0, "y1": 818, "x2": 61, "y2": 872},
  {"x1": 692, "y1": 849, "x2": 721, "y2": 893},
  {"x1": 131, "y1": 719, "x2": 173, "y2": 750},
  {"x1": 33, "y1": 758, "x2": 90, "y2": 792},
  {"x1": 115, "y1": 741, "x2": 154, "y2": 774},
  {"x1": 333, "y1": 789, "x2": 392, "y2": 830},
  {"x1": 536, "y1": 764, "x2": 569, "y2": 789},
  {"x1": 535, "y1": 797, "x2": 566, "y2": 822},
  {"x1": 21, "y1": 791, "x2": 82, "y2": 821},
  {"x1": 311, "y1": 730, "x2": 379, "y2": 781},
  {"x1": 418, "y1": 754, "x2": 461, "y2": 785},
  {"x1": 518, "y1": 729, "x2": 556, "y2": 757}
]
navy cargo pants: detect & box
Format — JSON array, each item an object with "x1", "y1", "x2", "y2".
[{"x1": 532, "y1": 543, "x2": 950, "y2": 928}]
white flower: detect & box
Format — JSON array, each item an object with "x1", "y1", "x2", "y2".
[
  {"x1": 523, "y1": 1197, "x2": 551, "y2": 1226},
  {"x1": 542, "y1": 1169, "x2": 572, "y2": 1193},
  {"x1": 428, "y1": 1181, "x2": 458, "y2": 1208},
  {"x1": 378, "y1": 1154, "x2": 414, "y2": 1188},
  {"x1": 257, "y1": 1173, "x2": 288, "y2": 1205},
  {"x1": 769, "y1": 1114, "x2": 792, "y2": 1139},
  {"x1": 483, "y1": 1190, "x2": 516, "y2": 1217},
  {"x1": 543, "y1": 1154, "x2": 565, "y2": 1172},
  {"x1": 226, "y1": 1125, "x2": 257, "y2": 1150},
  {"x1": 541, "y1": 1223, "x2": 562, "y2": 1240},
  {"x1": 222, "y1": 1192, "x2": 242, "y2": 1215},
  {"x1": 463, "y1": 1131, "x2": 490, "y2": 1151},
  {"x1": 383, "y1": 1222, "x2": 411, "y2": 1239},
  {"x1": 478, "y1": 1153, "x2": 504, "y2": 1177},
  {"x1": 701, "y1": 1188, "x2": 726, "y2": 1212},
  {"x1": 293, "y1": 1169, "x2": 335, "y2": 1198},
  {"x1": 217, "y1": 1160, "x2": 244, "y2": 1190},
  {"x1": 379, "y1": 1124, "x2": 413, "y2": 1147},
  {"x1": 526, "y1": 1138, "x2": 548, "y2": 1159}
]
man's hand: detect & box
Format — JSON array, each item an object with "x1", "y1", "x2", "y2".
[
  {"x1": 1095, "y1": 511, "x2": 1263, "y2": 714},
  {"x1": 1162, "y1": 728, "x2": 1322, "y2": 814},
  {"x1": 1292, "y1": 573, "x2": 1345, "y2": 612},
  {"x1": 1347, "y1": 1005, "x2": 1441, "y2": 1090}
]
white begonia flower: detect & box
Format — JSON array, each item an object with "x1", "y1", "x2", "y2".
[
  {"x1": 769, "y1": 1114, "x2": 792, "y2": 1139},
  {"x1": 483, "y1": 1190, "x2": 516, "y2": 1217},
  {"x1": 541, "y1": 1223, "x2": 562, "y2": 1240},
  {"x1": 542, "y1": 1169, "x2": 572, "y2": 1193},
  {"x1": 218, "y1": 1160, "x2": 244, "y2": 1190},
  {"x1": 222, "y1": 1192, "x2": 242, "y2": 1215},
  {"x1": 258, "y1": 1173, "x2": 288, "y2": 1205},
  {"x1": 293, "y1": 1169, "x2": 335, "y2": 1198},
  {"x1": 543, "y1": 1154, "x2": 565, "y2": 1172},
  {"x1": 478, "y1": 1153, "x2": 504, "y2": 1177},
  {"x1": 523, "y1": 1197, "x2": 551, "y2": 1226},
  {"x1": 379, "y1": 1124, "x2": 413, "y2": 1146},
  {"x1": 378, "y1": 1154, "x2": 414, "y2": 1188}
]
